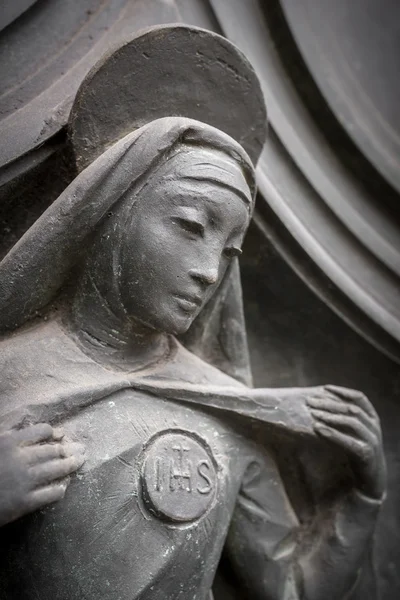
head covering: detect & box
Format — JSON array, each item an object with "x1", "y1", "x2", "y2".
[{"x1": 0, "y1": 117, "x2": 256, "y2": 385}]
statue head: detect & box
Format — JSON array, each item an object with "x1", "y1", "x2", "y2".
[
  {"x1": 0, "y1": 117, "x2": 256, "y2": 353},
  {"x1": 87, "y1": 143, "x2": 253, "y2": 335}
]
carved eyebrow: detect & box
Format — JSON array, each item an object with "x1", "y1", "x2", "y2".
[
  {"x1": 170, "y1": 199, "x2": 224, "y2": 230},
  {"x1": 170, "y1": 205, "x2": 205, "y2": 220},
  {"x1": 169, "y1": 190, "x2": 249, "y2": 233}
]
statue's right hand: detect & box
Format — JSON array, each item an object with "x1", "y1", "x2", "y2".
[{"x1": 0, "y1": 424, "x2": 85, "y2": 527}]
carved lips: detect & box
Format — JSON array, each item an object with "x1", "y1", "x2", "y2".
[{"x1": 173, "y1": 293, "x2": 203, "y2": 313}]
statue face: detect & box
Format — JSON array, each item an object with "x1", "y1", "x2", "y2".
[{"x1": 117, "y1": 157, "x2": 251, "y2": 335}]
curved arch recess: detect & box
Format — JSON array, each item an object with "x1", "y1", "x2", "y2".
[{"x1": 210, "y1": 0, "x2": 400, "y2": 362}]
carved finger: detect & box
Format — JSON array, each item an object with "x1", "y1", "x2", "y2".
[
  {"x1": 325, "y1": 385, "x2": 377, "y2": 419},
  {"x1": 311, "y1": 410, "x2": 378, "y2": 447},
  {"x1": 24, "y1": 443, "x2": 66, "y2": 465},
  {"x1": 30, "y1": 455, "x2": 85, "y2": 486},
  {"x1": 308, "y1": 397, "x2": 349, "y2": 414},
  {"x1": 16, "y1": 423, "x2": 54, "y2": 446},
  {"x1": 27, "y1": 482, "x2": 69, "y2": 511},
  {"x1": 308, "y1": 398, "x2": 380, "y2": 435},
  {"x1": 51, "y1": 428, "x2": 65, "y2": 441},
  {"x1": 314, "y1": 423, "x2": 371, "y2": 463},
  {"x1": 23, "y1": 442, "x2": 84, "y2": 465}
]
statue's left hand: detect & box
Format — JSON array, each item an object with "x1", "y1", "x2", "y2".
[{"x1": 307, "y1": 385, "x2": 386, "y2": 500}]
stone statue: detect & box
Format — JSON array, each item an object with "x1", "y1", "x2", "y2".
[{"x1": 0, "y1": 25, "x2": 385, "y2": 600}]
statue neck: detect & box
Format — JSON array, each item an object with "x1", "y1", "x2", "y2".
[{"x1": 67, "y1": 269, "x2": 170, "y2": 372}]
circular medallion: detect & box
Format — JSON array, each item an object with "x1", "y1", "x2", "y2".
[{"x1": 141, "y1": 431, "x2": 217, "y2": 523}]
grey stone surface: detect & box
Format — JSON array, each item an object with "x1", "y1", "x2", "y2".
[
  {"x1": 0, "y1": 26, "x2": 387, "y2": 599},
  {"x1": 0, "y1": 4, "x2": 399, "y2": 597}
]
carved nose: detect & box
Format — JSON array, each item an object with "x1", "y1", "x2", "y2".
[{"x1": 189, "y1": 267, "x2": 219, "y2": 286}]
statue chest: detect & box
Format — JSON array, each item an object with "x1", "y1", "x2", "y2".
[
  {"x1": 0, "y1": 388, "x2": 251, "y2": 600},
  {"x1": 67, "y1": 387, "x2": 246, "y2": 523}
]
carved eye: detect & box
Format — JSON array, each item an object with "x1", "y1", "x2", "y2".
[
  {"x1": 224, "y1": 246, "x2": 243, "y2": 259},
  {"x1": 177, "y1": 218, "x2": 205, "y2": 237}
]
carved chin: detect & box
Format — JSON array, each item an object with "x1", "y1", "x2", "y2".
[
  {"x1": 154, "y1": 302, "x2": 202, "y2": 336},
  {"x1": 167, "y1": 314, "x2": 196, "y2": 336},
  {"x1": 132, "y1": 309, "x2": 195, "y2": 337}
]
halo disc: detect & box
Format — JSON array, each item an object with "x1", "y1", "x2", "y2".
[{"x1": 69, "y1": 24, "x2": 267, "y2": 171}]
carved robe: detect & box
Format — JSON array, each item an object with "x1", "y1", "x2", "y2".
[{"x1": 0, "y1": 319, "x2": 379, "y2": 600}]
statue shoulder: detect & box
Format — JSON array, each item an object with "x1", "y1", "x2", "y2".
[
  {"x1": 0, "y1": 319, "x2": 104, "y2": 422},
  {"x1": 0, "y1": 319, "x2": 63, "y2": 372}
]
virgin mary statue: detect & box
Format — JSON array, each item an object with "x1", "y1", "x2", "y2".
[{"x1": 0, "y1": 26, "x2": 385, "y2": 600}]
